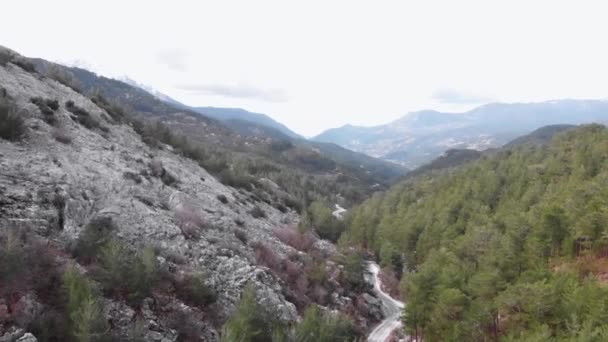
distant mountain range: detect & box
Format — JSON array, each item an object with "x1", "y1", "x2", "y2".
[
  {"x1": 118, "y1": 79, "x2": 303, "y2": 139},
  {"x1": 34, "y1": 55, "x2": 608, "y2": 175},
  {"x1": 193, "y1": 107, "x2": 303, "y2": 139},
  {"x1": 403, "y1": 124, "x2": 578, "y2": 180},
  {"x1": 314, "y1": 101, "x2": 608, "y2": 168}
]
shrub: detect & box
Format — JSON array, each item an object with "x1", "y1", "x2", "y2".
[
  {"x1": 252, "y1": 242, "x2": 282, "y2": 270},
  {"x1": 73, "y1": 216, "x2": 117, "y2": 262},
  {"x1": 0, "y1": 101, "x2": 26, "y2": 141},
  {"x1": 0, "y1": 48, "x2": 11, "y2": 66},
  {"x1": 31, "y1": 97, "x2": 57, "y2": 115},
  {"x1": 47, "y1": 64, "x2": 82, "y2": 93},
  {"x1": 11, "y1": 56, "x2": 37, "y2": 73},
  {"x1": 169, "y1": 310, "x2": 203, "y2": 342},
  {"x1": 90, "y1": 95, "x2": 130, "y2": 123},
  {"x1": 31, "y1": 97, "x2": 60, "y2": 126},
  {"x1": 219, "y1": 169, "x2": 258, "y2": 191},
  {"x1": 234, "y1": 218, "x2": 245, "y2": 227},
  {"x1": 273, "y1": 226, "x2": 315, "y2": 252},
  {"x1": 149, "y1": 159, "x2": 164, "y2": 177},
  {"x1": 217, "y1": 194, "x2": 229, "y2": 204},
  {"x1": 0, "y1": 229, "x2": 58, "y2": 301},
  {"x1": 275, "y1": 202, "x2": 288, "y2": 213},
  {"x1": 95, "y1": 239, "x2": 159, "y2": 305},
  {"x1": 62, "y1": 266, "x2": 110, "y2": 342},
  {"x1": 221, "y1": 285, "x2": 284, "y2": 342},
  {"x1": 29, "y1": 310, "x2": 70, "y2": 342},
  {"x1": 339, "y1": 248, "x2": 366, "y2": 292},
  {"x1": 66, "y1": 100, "x2": 105, "y2": 131},
  {"x1": 305, "y1": 201, "x2": 346, "y2": 242},
  {"x1": 249, "y1": 205, "x2": 266, "y2": 219},
  {"x1": 163, "y1": 250, "x2": 188, "y2": 265},
  {"x1": 234, "y1": 229, "x2": 248, "y2": 243},
  {"x1": 174, "y1": 204, "x2": 205, "y2": 240},
  {"x1": 161, "y1": 171, "x2": 178, "y2": 186},
  {"x1": 174, "y1": 273, "x2": 217, "y2": 308},
  {"x1": 295, "y1": 305, "x2": 357, "y2": 342},
  {"x1": 123, "y1": 171, "x2": 143, "y2": 184}
]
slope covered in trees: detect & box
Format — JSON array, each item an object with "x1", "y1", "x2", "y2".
[{"x1": 344, "y1": 124, "x2": 608, "y2": 341}]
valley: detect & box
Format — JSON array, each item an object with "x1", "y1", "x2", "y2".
[{"x1": 2, "y1": 42, "x2": 608, "y2": 342}]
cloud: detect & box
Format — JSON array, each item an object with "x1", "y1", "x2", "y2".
[
  {"x1": 432, "y1": 88, "x2": 495, "y2": 104},
  {"x1": 176, "y1": 82, "x2": 288, "y2": 102},
  {"x1": 155, "y1": 48, "x2": 187, "y2": 71}
]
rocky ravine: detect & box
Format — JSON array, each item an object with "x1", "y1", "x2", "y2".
[{"x1": 0, "y1": 51, "x2": 382, "y2": 341}]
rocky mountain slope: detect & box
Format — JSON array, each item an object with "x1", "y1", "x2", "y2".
[
  {"x1": 29, "y1": 58, "x2": 407, "y2": 207},
  {"x1": 314, "y1": 101, "x2": 608, "y2": 168},
  {"x1": 0, "y1": 47, "x2": 382, "y2": 341}
]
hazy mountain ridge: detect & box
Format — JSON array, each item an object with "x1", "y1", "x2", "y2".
[
  {"x1": 314, "y1": 100, "x2": 608, "y2": 168},
  {"x1": 194, "y1": 106, "x2": 303, "y2": 139}
]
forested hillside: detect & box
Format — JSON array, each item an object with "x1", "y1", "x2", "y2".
[{"x1": 344, "y1": 124, "x2": 608, "y2": 341}]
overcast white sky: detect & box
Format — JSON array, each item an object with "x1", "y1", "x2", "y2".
[{"x1": 2, "y1": 0, "x2": 607, "y2": 136}]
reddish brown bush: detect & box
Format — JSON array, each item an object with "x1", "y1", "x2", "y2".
[
  {"x1": 252, "y1": 242, "x2": 282, "y2": 270},
  {"x1": 174, "y1": 204, "x2": 205, "y2": 240},
  {"x1": 273, "y1": 226, "x2": 315, "y2": 252},
  {"x1": 0, "y1": 230, "x2": 60, "y2": 305},
  {"x1": 311, "y1": 284, "x2": 329, "y2": 305}
]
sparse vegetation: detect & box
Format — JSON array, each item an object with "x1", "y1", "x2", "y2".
[
  {"x1": 274, "y1": 226, "x2": 315, "y2": 252},
  {"x1": 66, "y1": 100, "x2": 106, "y2": 131},
  {"x1": 221, "y1": 285, "x2": 286, "y2": 342},
  {"x1": 234, "y1": 228, "x2": 248, "y2": 243},
  {"x1": 169, "y1": 310, "x2": 204, "y2": 342},
  {"x1": 95, "y1": 240, "x2": 160, "y2": 305},
  {"x1": 299, "y1": 201, "x2": 345, "y2": 242},
  {"x1": 73, "y1": 216, "x2": 117, "y2": 262},
  {"x1": 222, "y1": 286, "x2": 357, "y2": 342},
  {"x1": 174, "y1": 273, "x2": 217, "y2": 308},
  {"x1": 63, "y1": 266, "x2": 110, "y2": 342},
  {"x1": 0, "y1": 100, "x2": 26, "y2": 141},
  {"x1": 249, "y1": 205, "x2": 266, "y2": 219},
  {"x1": 123, "y1": 171, "x2": 143, "y2": 184},
  {"x1": 0, "y1": 48, "x2": 11, "y2": 66},
  {"x1": 294, "y1": 305, "x2": 357, "y2": 342},
  {"x1": 31, "y1": 97, "x2": 60, "y2": 125},
  {"x1": 11, "y1": 56, "x2": 37, "y2": 73},
  {"x1": 90, "y1": 94, "x2": 129, "y2": 123},
  {"x1": 47, "y1": 64, "x2": 83, "y2": 93}
]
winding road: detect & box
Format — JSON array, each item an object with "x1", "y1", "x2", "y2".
[{"x1": 367, "y1": 262, "x2": 406, "y2": 342}]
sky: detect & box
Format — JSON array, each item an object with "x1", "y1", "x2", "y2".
[{"x1": 2, "y1": 0, "x2": 607, "y2": 136}]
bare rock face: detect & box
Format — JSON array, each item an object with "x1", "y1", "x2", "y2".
[
  {"x1": 15, "y1": 333, "x2": 37, "y2": 342},
  {"x1": 1, "y1": 56, "x2": 300, "y2": 340}
]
